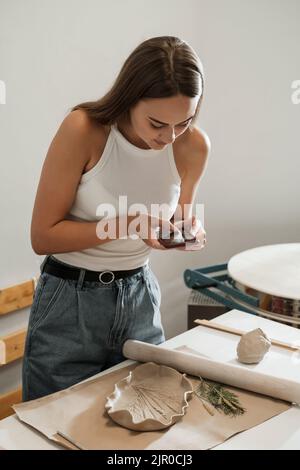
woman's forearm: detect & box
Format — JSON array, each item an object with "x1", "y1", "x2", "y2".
[{"x1": 31, "y1": 215, "x2": 138, "y2": 255}]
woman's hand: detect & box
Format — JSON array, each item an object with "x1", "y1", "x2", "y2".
[
  {"x1": 128, "y1": 213, "x2": 183, "y2": 250},
  {"x1": 174, "y1": 216, "x2": 206, "y2": 251}
]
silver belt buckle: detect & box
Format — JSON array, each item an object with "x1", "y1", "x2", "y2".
[{"x1": 99, "y1": 270, "x2": 115, "y2": 285}]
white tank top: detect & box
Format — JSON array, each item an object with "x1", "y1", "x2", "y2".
[{"x1": 53, "y1": 123, "x2": 181, "y2": 270}]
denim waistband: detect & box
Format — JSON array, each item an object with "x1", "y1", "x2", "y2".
[{"x1": 40, "y1": 255, "x2": 150, "y2": 288}]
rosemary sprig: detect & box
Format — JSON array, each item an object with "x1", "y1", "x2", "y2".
[{"x1": 194, "y1": 377, "x2": 246, "y2": 418}]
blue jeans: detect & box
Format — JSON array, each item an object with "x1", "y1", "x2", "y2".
[{"x1": 22, "y1": 255, "x2": 164, "y2": 402}]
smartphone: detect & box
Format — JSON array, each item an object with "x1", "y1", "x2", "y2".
[{"x1": 157, "y1": 228, "x2": 197, "y2": 249}]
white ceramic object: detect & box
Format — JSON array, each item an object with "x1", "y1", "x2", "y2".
[
  {"x1": 228, "y1": 244, "x2": 300, "y2": 300},
  {"x1": 105, "y1": 362, "x2": 194, "y2": 431},
  {"x1": 237, "y1": 328, "x2": 271, "y2": 364}
]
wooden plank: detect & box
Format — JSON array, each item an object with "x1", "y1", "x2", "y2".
[
  {"x1": 0, "y1": 329, "x2": 27, "y2": 365},
  {"x1": 0, "y1": 277, "x2": 39, "y2": 316},
  {"x1": 0, "y1": 388, "x2": 22, "y2": 420},
  {"x1": 194, "y1": 319, "x2": 300, "y2": 351}
]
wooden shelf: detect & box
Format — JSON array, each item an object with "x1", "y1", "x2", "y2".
[
  {"x1": 0, "y1": 329, "x2": 27, "y2": 365},
  {"x1": 0, "y1": 388, "x2": 22, "y2": 420},
  {"x1": 0, "y1": 278, "x2": 37, "y2": 316}
]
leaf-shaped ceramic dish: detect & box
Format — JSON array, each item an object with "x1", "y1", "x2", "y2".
[{"x1": 105, "y1": 362, "x2": 194, "y2": 431}]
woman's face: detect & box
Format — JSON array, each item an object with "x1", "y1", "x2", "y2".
[{"x1": 126, "y1": 94, "x2": 200, "y2": 149}]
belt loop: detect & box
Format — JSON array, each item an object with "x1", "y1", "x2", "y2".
[
  {"x1": 141, "y1": 264, "x2": 149, "y2": 284},
  {"x1": 77, "y1": 268, "x2": 86, "y2": 290},
  {"x1": 40, "y1": 254, "x2": 51, "y2": 274}
]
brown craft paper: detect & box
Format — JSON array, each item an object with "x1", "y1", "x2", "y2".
[{"x1": 13, "y1": 346, "x2": 290, "y2": 450}]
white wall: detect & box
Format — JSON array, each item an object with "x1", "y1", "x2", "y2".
[{"x1": 0, "y1": 0, "x2": 299, "y2": 394}]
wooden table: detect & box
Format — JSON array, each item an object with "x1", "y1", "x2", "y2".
[{"x1": 1, "y1": 310, "x2": 300, "y2": 450}]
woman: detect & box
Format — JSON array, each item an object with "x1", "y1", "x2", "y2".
[{"x1": 22, "y1": 35, "x2": 210, "y2": 401}]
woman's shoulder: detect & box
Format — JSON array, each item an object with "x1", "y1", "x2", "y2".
[
  {"x1": 186, "y1": 125, "x2": 211, "y2": 159},
  {"x1": 66, "y1": 109, "x2": 108, "y2": 141},
  {"x1": 66, "y1": 110, "x2": 111, "y2": 174},
  {"x1": 174, "y1": 125, "x2": 211, "y2": 178}
]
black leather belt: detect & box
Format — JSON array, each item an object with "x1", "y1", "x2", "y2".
[{"x1": 42, "y1": 256, "x2": 145, "y2": 285}]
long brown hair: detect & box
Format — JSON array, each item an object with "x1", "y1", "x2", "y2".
[{"x1": 69, "y1": 36, "x2": 204, "y2": 130}]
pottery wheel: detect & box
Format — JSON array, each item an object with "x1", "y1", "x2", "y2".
[{"x1": 228, "y1": 243, "x2": 300, "y2": 300}]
